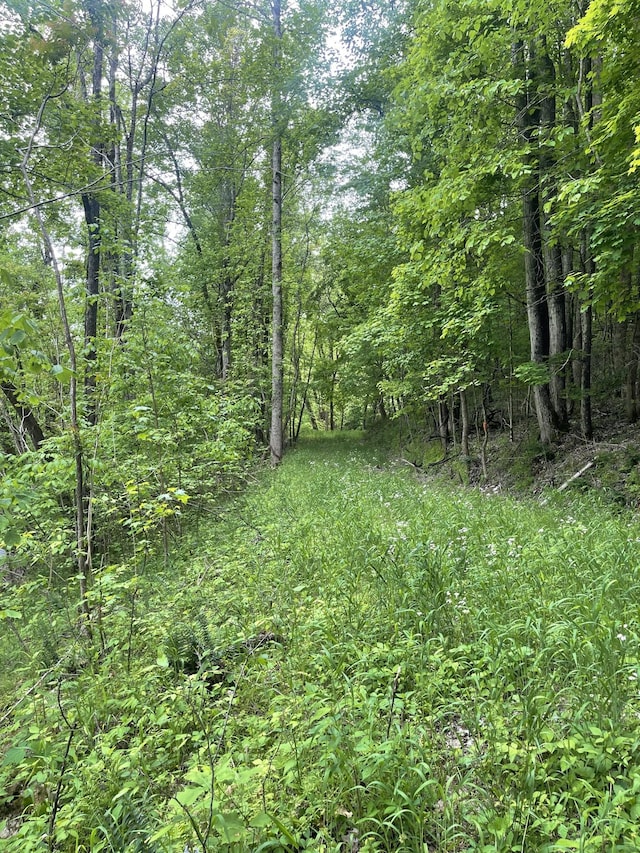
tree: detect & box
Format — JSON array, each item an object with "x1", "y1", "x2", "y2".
[
  {"x1": 270, "y1": 0, "x2": 285, "y2": 464},
  {"x1": 382, "y1": 0, "x2": 629, "y2": 444}
]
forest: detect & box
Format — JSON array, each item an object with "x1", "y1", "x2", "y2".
[{"x1": 2, "y1": 0, "x2": 640, "y2": 850}]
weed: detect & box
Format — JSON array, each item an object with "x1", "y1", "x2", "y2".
[{"x1": 2, "y1": 432, "x2": 640, "y2": 850}]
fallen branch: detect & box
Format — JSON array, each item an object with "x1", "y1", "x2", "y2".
[
  {"x1": 399, "y1": 455, "x2": 448, "y2": 470},
  {"x1": 557, "y1": 460, "x2": 595, "y2": 492},
  {"x1": 0, "y1": 652, "x2": 72, "y2": 727}
]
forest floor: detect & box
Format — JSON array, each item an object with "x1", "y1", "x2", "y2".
[
  {"x1": 394, "y1": 408, "x2": 640, "y2": 508},
  {"x1": 2, "y1": 430, "x2": 640, "y2": 851}
]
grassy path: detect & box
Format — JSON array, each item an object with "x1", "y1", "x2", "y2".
[{"x1": 3, "y1": 432, "x2": 640, "y2": 851}]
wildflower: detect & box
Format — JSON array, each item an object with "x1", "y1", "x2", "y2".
[{"x1": 617, "y1": 633, "x2": 627, "y2": 643}]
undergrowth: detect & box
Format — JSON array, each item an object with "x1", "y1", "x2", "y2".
[{"x1": 2, "y1": 431, "x2": 640, "y2": 851}]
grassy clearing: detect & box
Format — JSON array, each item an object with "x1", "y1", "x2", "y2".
[{"x1": 2, "y1": 431, "x2": 640, "y2": 851}]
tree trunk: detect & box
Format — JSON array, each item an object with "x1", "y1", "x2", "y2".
[
  {"x1": 460, "y1": 388, "x2": 470, "y2": 458},
  {"x1": 438, "y1": 398, "x2": 448, "y2": 454},
  {"x1": 580, "y1": 304, "x2": 593, "y2": 438},
  {"x1": 626, "y1": 313, "x2": 640, "y2": 422},
  {"x1": 571, "y1": 294, "x2": 583, "y2": 403},
  {"x1": 540, "y1": 43, "x2": 568, "y2": 431},
  {"x1": 514, "y1": 39, "x2": 557, "y2": 443},
  {"x1": 82, "y1": 192, "x2": 100, "y2": 426},
  {"x1": 307, "y1": 396, "x2": 319, "y2": 430},
  {"x1": 269, "y1": 0, "x2": 284, "y2": 465},
  {"x1": 0, "y1": 396, "x2": 27, "y2": 454},
  {"x1": 1, "y1": 380, "x2": 45, "y2": 451},
  {"x1": 20, "y1": 127, "x2": 92, "y2": 636},
  {"x1": 523, "y1": 176, "x2": 556, "y2": 443},
  {"x1": 221, "y1": 273, "x2": 233, "y2": 381},
  {"x1": 82, "y1": 0, "x2": 105, "y2": 424}
]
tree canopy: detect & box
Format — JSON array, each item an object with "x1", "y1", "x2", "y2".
[{"x1": 2, "y1": 0, "x2": 640, "y2": 579}]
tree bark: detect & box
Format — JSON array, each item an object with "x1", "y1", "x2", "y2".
[
  {"x1": 0, "y1": 380, "x2": 45, "y2": 451},
  {"x1": 580, "y1": 304, "x2": 593, "y2": 438},
  {"x1": 626, "y1": 313, "x2": 640, "y2": 422},
  {"x1": 540, "y1": 44, "x2": 568, "y2": 430},
  {"x1": 460, "y1": 388, "x2": 469, "y2": 458},
  {"x1": 438, "y1": 398, "x2": 448, "y2": 454},
  {"x1": 82, "y1": 0, "x2": 105, "y2": 424},
  {"x1": 82, "y1": 192, "x2": 100, "y2": 425},
  {"x1": 269, "y1": 0, "x2": 284, "y2": 465},
  {"x1": 221, "y1": 272, "x2": 233, "y2": 381},
  {"x1": 514, "y1": 39, "x2": 557, "y2": 443}
]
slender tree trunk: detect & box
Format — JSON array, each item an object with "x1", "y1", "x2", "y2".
[
  {"x1": 626, "y1": 314, "x2": 640, "y2": 422},
  {"x1": 460, "y1": 388, "x2": 470, "y2": 458},
  {"x1": 82, "y1": 0, "x2": 105, "y2": 424},
  {"x1": 438, "y1": 398, "x2": 448, "y2": 454},
  {"x1": 20, "y1": 113, "x2": 92, "y2": 635},
  {"x1": 571, "y1": 294, "x2": 583, "y2": 399},
  {"x1": 329, "y1": 367, "x2": 338, "y2": 431},
  {"x1": 269, "y1": 0, "x2": 284, "y2": 465},
  {"x1": 307, "y1": 396, "x2": 319, "y2": 430},
  {"x1": 540, "y1": 44, "x2": 568, "y2": 431},
  {"x1": 480, "y1": 399, "x2": 488, "y2": 480},
  {"x1": 287, "y1": 293, "x2": 305, "y2": 441},
  {"x1": 295, "y1": 333, "x2": 317, "y2": 442},
  {"x1": 562, "y1": 250, "x2": 577, "y2": 414},
  {"x1": 0, "y1": 396, "x2": 27, "y2": 454},
  {"x1": 581, "y1": 304, "x2": 593, "y2": 438},
  {"x1": 82, "y1": 193, "x2": 100, "y2": 425},
  {"x1": 1, "y1": 381, "x2": 45, "y2": 451},
  {"x1": 508, "y1": 301, "x2": 515, "y2": 441},
  {"x1": 523, "y1": 180, "x2": 556, "y2": 443},
  {"x1": 514, "y1": 39, "x2": 557, "y2": 443},
  {"x1": 221, "y1": 272, "x2": 233, "y2": 381},
  {"x1": 579, "y1": 226, "x2": 594, "y2": 438}
]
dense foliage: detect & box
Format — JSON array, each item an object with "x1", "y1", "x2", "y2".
[
  {"x1": 3, "y1": 434, "x2": 640, "y2": 851},
  {"x1": 2, "y1": 0, "x2": 640, "y2": 848}
]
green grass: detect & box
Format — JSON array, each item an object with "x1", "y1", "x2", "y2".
[{"x1": 2, "y1": 431, "x2": 640, "y2": 851}]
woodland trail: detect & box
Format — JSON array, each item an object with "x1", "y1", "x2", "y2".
[
  {"x1": 3, "y1": 432, "x2": 640, "y2": 850},
  {"x1": 147, "y1": 430, "x2": 640, "y2": 848}
]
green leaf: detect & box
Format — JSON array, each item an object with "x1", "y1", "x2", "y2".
[
  {"x1": 2, "y1": 528, "x2": 21, "y2": 547},
  {"x1": 0, "y1": 609, "x2": 22, "y2": 620},
  {"x1": 2, "y1": 745, "x2": 29, "y2": 766},
  {"x1": 51, "y1": 363, "x2": 73, "y2": 383},
  {"x1": 175, "y1": 786, "x2": 205, "y2": 807},
  {"x1": 514, "y1": 361, "x2": 550, "y2": 386},
  {"x1": 266, "y1": 815, "x2": 299, "y2": 845}
]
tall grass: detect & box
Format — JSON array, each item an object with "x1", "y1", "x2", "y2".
[{"x1": 2, "y1": 431, "x2": 640, "y2": 851}]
